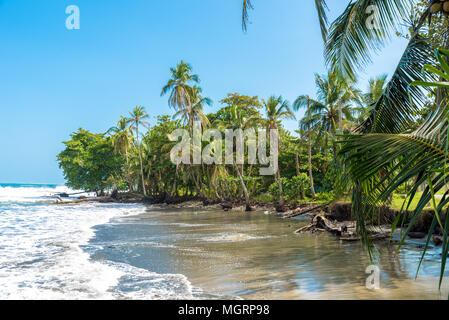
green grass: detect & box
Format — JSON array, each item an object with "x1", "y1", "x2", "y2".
[{"x1": 391, "y1": 193, "x2": 432, "y2": 211}]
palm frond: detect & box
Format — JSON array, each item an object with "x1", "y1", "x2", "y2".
[
  {"x1": 315, "y1": 0, "x2": 329, "y2": 42},
  {"x1": 326, "y1": 0, "x2": 410, "y2": 81},
  {"x1": 358, "y1": 35, "x2": 436, "y2": 134},
  {"x1": 242, "y1": 0, "x2": 254, "y2": 32}
]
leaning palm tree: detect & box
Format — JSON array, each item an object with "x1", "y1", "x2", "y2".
[
  {"x1": 263, "y1": 96, "x2": 296, "y2": 207},
  {"x1": 339, "y1": 49, "x2": 449, "y2": 288},
  {"x1": 354, "y1": 74, "x2": 388, "y2": 122},
  {"x1": 127, "y1": 106, "x2": 150, "y2": 197},
  {"x1": 107, "y1": 116, "x2": 134, "y2": 191},
  {"x1": 214, "y1": 94, "x2": 263, "y2": 211},
  {"x1": 173, "y1": 85, "x2": 211, "y2": 129},
  {"x1": 161, "y1": 62, "x2": 210, "y2": 198},
  {"x1": 161, "y1": 60, "x2": 199, "y2": 124},
  {"x1": 294, "y1": 72, "x2": 359, "y2": 159},
  {"x1": 174, "y1": 85, "x2": 212, "y2": 198},
  {"x1": 107, "y1": 116, "x2": 132, "y2": 163},
  {"x1": 364, "y1": 74, "x2": 388, "y2": 105},
  {"x1": 293, "y1": 96, "x2": 317, "y2": 199}
]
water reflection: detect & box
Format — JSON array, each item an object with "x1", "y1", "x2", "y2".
[{"x1": 92, "y1": 206, "x2": 449, "y2": 300}]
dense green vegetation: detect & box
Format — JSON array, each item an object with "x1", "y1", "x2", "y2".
[
  {"x1": 57, "y1": 0, "x2": 449, "y2": 290},
  {"x1": 57, "y1": 68, "x2": 343, "y2": 206}
]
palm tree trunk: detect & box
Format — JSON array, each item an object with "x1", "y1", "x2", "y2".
[
  {"x1": 124, "y1": 144, "x2": 134, "y2": 193},
  {"x1": 233, "y1": 162, "x2": 251, "y2": 211},
  {"x1": 295, "y1": 151, "x2": 300, "y2": 176},
  {"x1": 277, "y1": 168, "x2": 284, "y2": 207},
  {"x1": 308, "y1": 131, "x2": 317, "y2": 200},
  {"x1": 307, "y1": 100, "x2": 317, "y2": 200},
  {"x1": 171, "y1": 165, "x2": 179, "y2": 197},
  {"x1": 136, "y1": 124, "x2": 147, "y2": 197},
  {"x1": 338, "y1": 105, "x2": 343, "y2": 130}
]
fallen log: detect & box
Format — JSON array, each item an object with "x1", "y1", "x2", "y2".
[
  {"x1": 294, "y1": 214, "x2": 347, "y2": 236},
  {"x1": 43, "y1": 195, "x2": 63, "y2": 203},
  {"x1": 282, "y1": 204, "x2": 328, "y2": 219},
  {"x1": 54, "y1": 196, "x2": 112, "y2": 204},
  {"x1": 339, "y1": 232, "x2": 390, "y2": 242}
]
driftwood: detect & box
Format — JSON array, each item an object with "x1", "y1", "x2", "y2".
[
  {"x1": 53, "y1": 196, "x2": 113, "y2": 204},
  {"x1": 44, "y1": 195, "x2": 63, "y2": 203},
  {"x1": 294, "y1": 214, "x2": 389, "y2": 242},
  {"x1": 282, "y1": 204, "x2": 328, "y2": 219},
  {"x1": 339, "y1": 233, "x2": 390, "y2": 242},
  {"x1": 294, "y1": 214, "x2": 347, "y2": 236}
]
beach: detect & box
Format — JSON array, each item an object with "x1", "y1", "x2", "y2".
[{"x1": 0, "y1": 183, "x2": 448, "y2": 300}]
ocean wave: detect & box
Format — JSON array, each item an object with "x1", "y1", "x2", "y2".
[
  {"x1": 0, "y1": 199, "x2": 205, "y2": 300},
  {"x1": 0, "y1": 184, "x2": 93, "y2": 203}
]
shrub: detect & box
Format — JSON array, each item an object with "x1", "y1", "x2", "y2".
[{"x1": 269, "y1": 174, "x2": 311, "y2": 200}]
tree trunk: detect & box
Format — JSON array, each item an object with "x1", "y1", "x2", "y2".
[
  {"x1": 338, "y1": 105, "x2": 343, "y2": 130},
  {"x1": 136, "y1": 124, "x2": 147, "y2": 197},
  {"x1": 277, "y1": 168, "x2": 284, "y2": 207},
  {"x1": 308, "y1": 119, "x2": 317, "y2": 200},
  {"x1": 233, "y1": 162, "x2": 251, "y2": 211},
  {"x1": 295, "y1": 151, "x2": 300, "y2": 176},
  {"x1": 171, "y1": 165, "x2": 179, "y2": 197}
]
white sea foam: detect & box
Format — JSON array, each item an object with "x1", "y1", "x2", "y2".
[
  {"x1": 0, "y1": 185, "x2": 93, "y2": 203},
  {"x1": 0, "y1": 188, "x2": 202, "y2": 300}
]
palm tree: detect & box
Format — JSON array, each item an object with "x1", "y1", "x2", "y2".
[
  {"x1": 295, "y1": 72, "x2": 359, "y2": 159},
  {"x1": 293, "y1": 96, "x2": 317, "y2": 200},
  {"x1": 161, "y1": 61, "x2": 211, "y2": 198},
  {"x1": 263, "y1": 96, "x2": 295, "y2": 207},
  {"x1": 355, "y1": 74, "x2": 388, "y2": 122},
  {"x1": 107, "y1": 116, "x2": 132, "y2": 163},
  {"x1": 161, "y1": 60, "x2": 199, "y2": 126},
  {"x1": 127, "y1": 106, "x2": 150, "y2": 197},
  {"x1": 173, "y1": 85, "x2": 211, "y2": 129},
  {"x1": 214, "y1": 94, "x2": 262, "y2": 210},
  {"x1": 107, "y1": 116, "x2": 134, "y2": 191},
  {"x1": 339, "y1": 49, "x2": 449, "y2": 283}
]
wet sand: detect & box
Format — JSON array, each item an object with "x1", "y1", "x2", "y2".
[{"x1": 88, "y1": 205, "x2": 449, "y2": 300}]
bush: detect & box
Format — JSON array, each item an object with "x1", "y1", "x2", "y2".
[{"x1": 269, "y1": 174, "x2": 311, "y2": 200}]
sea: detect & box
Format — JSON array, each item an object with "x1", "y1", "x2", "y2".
[{"x1": 0, "y1": 183, "x2": 448, "y2": 300}]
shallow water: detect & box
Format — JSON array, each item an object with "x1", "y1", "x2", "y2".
[
  {"x1": 1, "y1": 183, "x2": 448, "y2": 300},
  {"x1": 89, "y1": 206, "x2": 449, "y2": 300}
]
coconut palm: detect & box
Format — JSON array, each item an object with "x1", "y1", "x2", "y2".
[
  {"x1": 294, "y1": 72, "x2": 360, "y2": 159},
  {"x1": 355, "y1": 74, "x2": 388, "y2": 122},
  {"x1": 162, "y1": 62, "x2": 212, "y2": 198},
  {"x1": 364, "y1": 74, "x2": 388, "y2": 105},
  {"x1": 293, "y1": 96, "x2": 317, "y2": 199},
  {"x1": 127, "y1": 106, "x2": 150, "y2": 197},
  {"x1": 214, "y1": 94, "x2": 263, "y2": 210},
  {"x1": 339, "y1": 50, "x2": 449, "y2": 287},
  {"x1": 161, "y1": 60, "x2": 199, "y2": 124},
  {"x1": 107, "y1": 116, "x2": 134, "y2": 191},
  {"x1": 107, "y1": 116, "x2": 132, "y2": 163},
  {"x1": 173, "y1": 85, "x2": 211, "y2": 129},
  {"x1": 263, "y1": 96, "x2": 295, "y2": 207}
]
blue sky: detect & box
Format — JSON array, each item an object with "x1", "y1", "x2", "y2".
[{"x1": 0, "y1": 0, "x2": 409, "y2": 184}]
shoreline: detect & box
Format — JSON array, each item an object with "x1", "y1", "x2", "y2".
[{"x1": 53, "y1": 192, "x2": 443, "y2": 244}]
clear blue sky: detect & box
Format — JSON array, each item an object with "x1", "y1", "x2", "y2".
[{"x1": 0, "y1": 0, "x2": 409, "y2": 184}]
